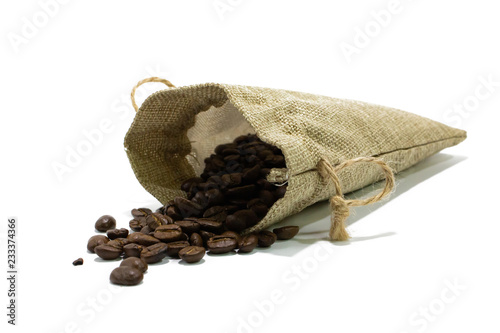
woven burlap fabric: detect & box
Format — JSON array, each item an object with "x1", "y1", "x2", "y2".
[{"x1": 124, "y1": 83, "x2": 466, "y2": 234}]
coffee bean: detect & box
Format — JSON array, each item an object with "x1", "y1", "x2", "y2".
[
  {"x1": 73, "y1": 258, "x2": 84, "y2": 266},
  {"x1": 259, "y1": 190, "x2": 276, "y2": 207},
  {"x1": 256, "y1": 179, "x2": 274, "y2": 191},
  {"x1": 179, "y1": 246, "x2": 205, "y2": 263},
  {"x1": 153, "y1": 224, "x2": 184, "y2": 243},
  {"x1": 94, "y1": 244, "x2": 122, "y2": 260},
  {"x1": 194, "y1": 218, "x2": 223, "y2": 233},
  {"x1": 225, "y1": 210, "x2": 258, "y2": 232},
  {"x1": 190, "y1": 233, "x2": 204, "y2": 247},
  {"x1": 257, "y1": 230, "x2": 277, "y2": 247},
  {"x1": 247, "y1": 199, "x2": 269, "y2": 218},
  {"x1": 181, "y1": 177, "x2": 203, "y2": 192},
  {"x1": 110, "y1": 267, "x2": 143, "y2": 286},
  {"x1": 120, "y1": 257, "x2": 148, "y2": 273},
  {"x1": 123, "y1": 243, "x2": 144, "y2": 258},
  {"x1": 146, "y1": 213, "x2": 167, "y2": 230},
  {"x1": 174, "y1": 197, "x2": 203, "y2": 218},
  {"x1": 215, "y1": 143, "x2": 237, "y2": 155},
  {"x1": 95, "y1": 215, "x2": 116, "y2": 232},
  {"x1": 165, "y1": 204, "x2": 183, "y2": 221},
  {"x1": 207, "y1": 235, "x2": 237, "y2": 254},
  {"x1": 199, "y1": 230, "x2": 216, "y2": 246},
  {"x1": 165, "y1": 241, "x2": 190, "y2": 257},
  {"x1": 238, "y1": 234, "x2": 258, "y2": 253},
  {"x1": 129, "y1": 219, "x2": 144, "y2": 232},
  {"x1": 242, "y1": 164, "x2": 261, "y2": 183},
  {"x1": 273, "y1": 226, "x2": 299, "y2": 240},
  {"x1": 127, "y1": 233, "x2": 160, "y2": 246},
  {"x1": 174, "y1": 220, "x2": 200, "y2": 234},
  {"x1": 106, "y1": 239, "x2": 126, "y2": 251},
  {"x1": 131, "y1": 208, "x2": 152, "y2": 218},
  {"x1": 206, "y1": 189, "x2": 224, "y2": 206},
  {"x1": 141, "y1": 242, "x2": 169, "y2": 264},
  {"x1": 222, "y1": 231, "x2": 241, "y2": 246},
  {"x1": 107, "y1": 228, "x2": 129, "y2": 240},
  {"x1": 226, "y1": 184, "x2": 257, "y2": 199},
  {"x1": 221, "y1": 173, "x2": 242, "y2": 188},
  {"x1": 87, "y1": 235, "x2": 110, "y2": 253},
  {"x1": 140, "y1": 226, "x2": 153, "y2": 235}
]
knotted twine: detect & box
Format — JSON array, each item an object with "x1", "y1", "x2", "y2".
[
  {"x1": 317, "y1": 157, "x2": 395, "y2": 241},
  {"x1": 131, "y1": 77, "x2": 176, "y2": 112}
]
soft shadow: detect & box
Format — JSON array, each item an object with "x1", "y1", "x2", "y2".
[
  {"x1": 178, "y1": 258, "x2": 206, "y2": 266},
  {"x1": 265, "y1": 153, "x2": 466, "y2": 256}
]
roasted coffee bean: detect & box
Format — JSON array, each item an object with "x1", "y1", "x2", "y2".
[
  {"x1": 145, "y1": 213, "x2": 163, "y2": 229},
  {"x1": 215, "y1": 143, "x2": 237, "y2": 155},
  {"x1": 257, "y1": 230, "x2": 277, "y2": 247},
  {"x1": 165, "y1": 204, "x2": 183, "y2": 221},
  {"x1": 106, "y1": 239, "x2": 126, "y2": 250},
  {"x1": 190, "y1": 233, "x2": 204, "y2": 247},
  {"x1": 206, "y1": 188, "x2": 224, "y2": 206},
  {"x1": 175, "y1": 220, "x2": 200, "y2": 234},
  {"x1": 107, "y1": 228, "x2": 129, "y2": 240},
  {"x1": 191, "y1": 191, "x2": 209, "y2": 208},
  {"x1": 165, "y1": 241, "x2": 190, "y2": 257},
  {"x1": 207, "y1": 235, "x2": 237, "y2": 254},
  {"x1": 179, "y1": 246, "x2": 205, "y2": 263},
  {"x1": 181, "y1": 177, "x2": 203, "y2": 192},
  {"x1": 238, "y1": 234, "x2": 259, "y2": 253},
  {"x1": 73, "y1": 258, "x2": 84, "y2": 266},
  {"x1": 225, "y1": 209, "x2": 258, "y2": 232},
  {"x1": 141, "y1": 242, "x2": 169, "y2": 264},
  {"x1": 95, "y1": 215, "x2": 116, "y2": 232},
  {"x1": 221, "y1": 148, "x2": 240, "y2": 156},
  {"x1": 221, "y1": 231, "x2": 241, "y2": 246},
  {"x1": 123, "y1": 243, "x2": 144, "y2": 258},
  {"x1": 174, "y1": 197, "x2": 203, "y2": 218},
  {"x1": 120, "y1": 257, "x2": 148, "y2": 273},
  {"x1": 94, "y1": 244, "x2": 122, "y2": 260},
  {"x1": 221, "y1": 173, "x2": 242, "y2": 188},
  {"x1": 274, "y1": 185, "x2": 287, "y2": 199},
  {"x1": 129, "y1": 219, "x2": 143, "y2": 231},
  {"x1": 199, "y1": 230, "x2": 216, "y2": 246},
  {"x1": 110, "y1": 266, "x2": 143, "y2": 286},
  {"x1": 273, "y1": 226, "x2": 299, "y2": 240},
  {"x1": 223, "y1": 154, "x2": 240, "y2": 163},
  {"x1": 127, "y1": 233, "x2": 160, "y2": 246},
  {"x1": 259, "y1": 190, "x2": 276, "y2": 207},
  {"x1": 203, "y1": 205, "x2": 227, "y2": 222},
  {"x1": 131, "y1": 208, "x2": 152, "y2": 218},
  {"x1": 153, "y1": 224, "x2": 184, "y2": 242},
  {"x1": 194, "y1": 218, "x2": 223, "y2": 233},
  {"x1": 226, "y1": 184, "x2": 257, "y2": 199},
  {"x1": 87, "y1": 235, "x2": 110, "y2": 253},
  {"x1": 242, "y1": 164, "x2": 261, "y2": 183},
  {"x1": 140, "y1": 226, "x2": 153, "y2": 235},
  {"x1": 256, "y1": 178, "x2": 274, "y2": 191}
]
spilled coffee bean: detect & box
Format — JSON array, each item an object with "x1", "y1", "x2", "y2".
[
  {"x1": 73, "y1": 258, "x2": 84, "y2": 266},
  {"x1": 110, "y1": 266, "x2": 143, "y2": 286}
]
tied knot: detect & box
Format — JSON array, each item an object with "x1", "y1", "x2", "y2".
[{"x1": 317, "y1": 156, "x2": 395, "y2": 241}]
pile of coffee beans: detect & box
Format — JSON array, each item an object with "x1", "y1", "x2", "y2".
[{"x1": 84, "y1": 134, "x2": 299, "y2": 286}]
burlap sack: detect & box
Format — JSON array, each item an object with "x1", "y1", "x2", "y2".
[{"x1": 124, "y1": 78, "x2": 466, "y2": 240}]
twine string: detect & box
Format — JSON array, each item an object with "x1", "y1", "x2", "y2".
[
  {"x1": 131, "y1": 77, "x2": 176, "y2": 112},
  {"x1": 317, "y1": 157, "x2": 395, "y2": 241}
]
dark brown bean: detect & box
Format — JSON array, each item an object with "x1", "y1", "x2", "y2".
[
  {"x1": 72, "y1": 258, "x2": 84, "y2": 266},
  {"x1": 95, "y1": 215, "x2": 116, "y2": 232},
  {"x1": 221, "y1": 231, "x2": 242, "y2": 246},
  {"x1": 207, "y1": 235, "x2": 237, "y2": 254},
  {"x1": 106, "y1": 228, "x2": 129, "y2": 240},
  {"x1": 120, "y1": 257, "x2": 148, "y2": 273},
  {"x1": 274, "y1": 185, "x2": 287, "y2": 199},
  {"x1": 225, "y1": 210, "x2": 258, "y2": 231},
  {"x1": 165, "y1": 241, "x2": 190, "y2": 257},
  {"x1": 190, "y1": 233, "x2": 204, "y2": 247},
  {"x1": 257, "y1": 230, "x2": 277, "y2": 247},
  {"x1": 141, "y1": 243, "x2": 169, "y2": 264},
  {"x1": 174, "y1": 220, "x2": 200, "y2": 234},
  {"x1": 273, "y1": 226, "x2": 299, "y2": 240},
  {"x1": 153, "y1": 224, "x2": 184, "y2": 243},
  {"x1": 194, "y1": 218, "x2": 223, "y2": 233},
  {"x1": 165, "y1": 204, "x2": 183, "y2": 221},
  {"x1": 87, "y1": 235, "x2": 110, "y2": 253},
  {"x1": 179, "y1": 246, "x2": 206, "y2": 263},
  {"x1": 174, "y1": 197, "x2": 203, "y2": 218},
  {"x1": 94, "y1": 244, "x2": 122, "y2": 260},
  {"x1": 238, "y1": 234, "x2": 259, "y2": 253},
  {"x1": 181, "y1": 177, "x2": 203, "y2": 192},
  {"x1": 110, "y1": 267, "x2": 143, "y2": 286},
  {"x1": 131, "y1": 208, "x2": 152, "y2": 218},
  {"x1": 226, "y1": 184, "x2": 257, "y2": 199},
  {"x1": 127, "y1": 233, "x2": 160, "y2": 246},
  {"x1": 199, "y1": 230, "x2": 216, "y2": 247},
  {"x1": 123, "y1": 243, "x2": 144, "y2": 258},
  {"x1": 259, "y1": 190, "x2": 276, "y2": 207}
]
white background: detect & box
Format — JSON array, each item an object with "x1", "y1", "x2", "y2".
[{"x1": 1, "y1": 1, "x2": 499, "y2": 332}]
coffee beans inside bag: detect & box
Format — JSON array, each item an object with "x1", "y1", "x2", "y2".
[{"x1": 125, "y1": 78, "x2": 466, "y2": 241}]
